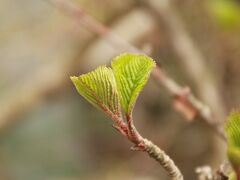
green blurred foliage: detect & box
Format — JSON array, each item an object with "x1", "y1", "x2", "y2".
[
  {"x1": 208, "y1": 0, "x2": 240, "y2": 30},
  {"x1": 225, "y1": 111, "x2": 240, "y2": 178}
]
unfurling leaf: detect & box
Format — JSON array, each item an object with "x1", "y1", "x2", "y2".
[
  {"x1": 225, "y1": 111, "x2": 240, "y2": 170},
  {"x1": 112, "y1": 53, "x2": 156, "y2": 114},
  {"x1": 71, "y1": 66, "x2": 121, "y2": 117}
]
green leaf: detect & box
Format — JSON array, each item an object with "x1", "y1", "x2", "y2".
[
  {"x1": 111, "y1": 53, "x2": 156, "y2": 114},
  {"x1": 70, "y1": 66, "x2": 121, "y2": 117},
  {"x1": 228, "y1": 147, "x2": 240, "y2": 169},
  {"x1": 225, "y1": 111, "x2": 240, "y2": 168}
]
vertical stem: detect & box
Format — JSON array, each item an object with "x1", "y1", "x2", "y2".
[{"x1": 126, "y1": 114, "x2": 143, "y2": 143}]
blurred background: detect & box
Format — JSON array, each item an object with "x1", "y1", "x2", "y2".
[{"x1": 0, "y1": 0, "x2": 240, "y2": 179}]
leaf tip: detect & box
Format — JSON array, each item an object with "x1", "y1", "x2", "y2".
[
  {"x1": 111, "y1": 53, "x2": 156, "y2": 114},
  {"x1": 111, "y1": 53, "x2": 156, "y2": 67},
  {"x1": 70, "y1": 76, "x2": 79, "y2": 85},
  {"x1": 70, "y1": 75, "x2": 77, "y2": 80}
]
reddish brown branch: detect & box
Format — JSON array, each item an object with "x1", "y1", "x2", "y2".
[
  {"x1": 143, "y1": 0, "x2": 226, "y2": 119},
  {"x1": 49, "y1": 0, "x2": 139, "y2": 53},
  {"x1": 152, "y1": 67, "x2": 226, "y2": 141}
]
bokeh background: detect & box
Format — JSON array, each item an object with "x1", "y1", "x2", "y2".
[{"x1": 0, "y1": 0, "x2": 240, "y2": 179}]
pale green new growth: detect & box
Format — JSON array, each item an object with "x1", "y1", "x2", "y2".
[
  {"x1": 225, "y1": 111, "x2": 240, "y2": 167},
  {"x1": 71, "y1": 54, "x2": 156, "y2": 116},
  {"x1": 70, "y1": 54, "x2": 183, "y2": 180},
  {"x1": 111, "y1": 53, "x2": 156, "y2": 114},
  {"x1": 70, "y1": 66, "x2": 120, "y2": 116}
]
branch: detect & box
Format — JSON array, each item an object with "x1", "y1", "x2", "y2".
[
  {"x1": 48, "y1": 0, "x2": 139, "y2": 53},
  {"x1": 48, "y1": 0, "x2": 226, "y2": 141},
  {"x1": 108, "y1": 108, "x2": 183, "y2": 179},
  {"x1": 196, "y1": 161, "x2": 233, "y2": 180},
  {"x1": 143, "y1": 0, "x2": 226, "y2": 137},
  {"x1": 113, "y1": 113, "x2": 184, "y2": 179},
  {"x1": 152, "y1": 67, "x2": 226, "y2": 141},
  {"x1": 143, "y1": 138, "x2": 183, "y2": 179}
]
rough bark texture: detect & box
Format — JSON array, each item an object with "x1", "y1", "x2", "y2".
[{"x1": 143, "y1": 138, "x2": 184, "y2": 180}]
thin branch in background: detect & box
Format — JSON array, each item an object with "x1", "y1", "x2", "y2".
[
  {"x1": 49, "y1": 0, "x2": 226, "y2": 141},
  {"x1": 48, "y1": 0, "x2": 139, "y2": 53},
  {"x1": 143, "y1": 0, "x2": 226, "y2": 124},
  {"x1": 152, "y1": 67, "x2": 226, "y2": 141}
]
